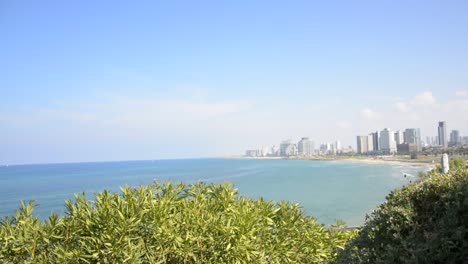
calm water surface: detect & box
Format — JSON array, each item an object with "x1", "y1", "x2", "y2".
[{"x1": 0, "y1": 158, "x2": 424, "y2": 226}]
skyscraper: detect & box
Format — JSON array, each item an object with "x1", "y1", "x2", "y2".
[
  {"x1": 280, "y1": 140, "x2": 295, "y2": 156},
  {"x1": 463, "y1": 136, "x2": 468, "y2": 145},
  {"x1": 394, "y1": 131, "x2": 404, "y2": 145},
  {"x1": 372, "y1": 131, "x2": 380, "y2": 151},
  {"x1": 297, "y1": 137, "x2": 313, "y2": 156},
  {"x1": 380, "y1": 128, "x2": 397, "y2": 153},
  {"x1": 438, "y1": 121, "x2": 447, "y2": 148},
  {"x1": 335, "y1": 140, "x2": 341, "y2": 151},
  {"x1": 450, "y1": 130, "x2": 461, "y2": 146},
  {"x1": 367, "y1": 134, "x2": 374, "y2": 153},
  {"x1": 356, "y1": 136, "x2": 369, "y2": 154},
  {"x1": 404, "y1": 128, "x2": 421, "y2": 151},
  {"x1": 356, "y1": 135, "x2": 373, "y2": 154}
]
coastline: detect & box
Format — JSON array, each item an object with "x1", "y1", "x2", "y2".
[{"x1": 225, "y1": 155, "x2": 435, "y2": 169}]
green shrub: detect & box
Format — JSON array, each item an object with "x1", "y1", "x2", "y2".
[
  {"x1": 335, "y1": 160, "x2": 468, "y2": 263},
  {"x1": 0, "y1": 182, "x2": 356, "y2": 263}
]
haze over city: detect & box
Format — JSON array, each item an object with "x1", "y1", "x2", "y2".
[{"x1": 1, "y1": 0, "x2": 468, "y2": 164}]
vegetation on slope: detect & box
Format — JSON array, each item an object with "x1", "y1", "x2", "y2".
[
  {"x1": 335, "y1": 158, "x2": 468, "y2": 263},
  {"x1": 3, "y1": 159, "x2": 466, "y2": 263},
  {"x1": 0, "y1": 182, "x2": 356, "y2": 263}
]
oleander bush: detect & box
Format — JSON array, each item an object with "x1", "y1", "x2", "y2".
[
  {"x1": 335, "y1": 159, "x2": 468, "y2": 263},
  {"x1": 0, "y1": 182, "x2": 356, "y2": 263}
]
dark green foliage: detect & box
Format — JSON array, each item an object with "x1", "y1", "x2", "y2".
[
  {"x1": 0, "y1": 182, "x2": 356, "y2": 263},
  {"x1": 335, "y1": 160, "x2": 468, "y2": 263}
]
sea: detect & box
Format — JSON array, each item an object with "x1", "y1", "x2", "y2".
[{"x1": 0, "y1": 158, "x2": 426, "y2": 226}]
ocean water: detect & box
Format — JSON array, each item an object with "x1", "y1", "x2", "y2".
[{"x1": 0, "y1": 158, "x2": 425, "y2": 226}]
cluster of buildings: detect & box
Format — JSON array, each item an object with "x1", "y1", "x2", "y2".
[
  {"x1": 245, "y1": 121, "x2": 466, "y2": 158},
  {"x1": 429, "y1": 126, "x2": 467, "y2": 147},
  {"x1": 356, "y1": 121, "x2": 466, "y2": 154},
  {"x1": 356, "y1": 128, "x2": 421, "y2": 154},
  {"x1": 245, "y1": 137, "x2": 352, "y2": 157}
]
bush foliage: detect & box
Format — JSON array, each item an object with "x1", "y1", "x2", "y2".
[
  {"x1": 0, "y1": 182, "x2": 356, "y2": 263},
  {"x1": 335, "y1": 159, "x2": 468, "y2": 263}
]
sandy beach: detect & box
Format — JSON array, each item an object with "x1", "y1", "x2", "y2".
[
  {"x1": 335, "y1": 157, "x2": 435, "y2": 168},
  {"x1": 226, "y1": 155, "x2": 436, "y2": 169}
]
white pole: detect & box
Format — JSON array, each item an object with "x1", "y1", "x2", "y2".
[{"x1": 441, "y1": 153, "x2": 450, "y2": 174}]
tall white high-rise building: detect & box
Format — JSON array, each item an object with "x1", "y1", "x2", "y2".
[
  {"x1": 297, "y1": 137, "x2": 313, "y2": 156},
  {"x1": 438, "y1": 121, "x2": 447, "y2": 148},
  {"x1": 394, "y1": 131, "x2": 404, "y2": 145},
  {"x1": 330, "y1": 142, "x2": 336, "y2": 154},
  {"x1": 335, "y1": 140, "x2": 342, "y2": 152},
  {"x1": 356, "y1": 136, "x2": 369, "y2": 154},
  {"x1": 270, "y1": 145, "x2": 279, "y2": 156},
  {"x1": 380, "y1": 128, "x2": 397, "y2": 153},
  {"x1": 280, "y1": 140, "x2": 295, "y2": 156},
  {"x1": 326, "y1": 143, "x2": 332, "y2": 153},
  {"x1": 260, "y1": 146, "x2": 270, "y2": 156},
  {"x1": 356, "y1": 135, "x2": 373, "y2": 154},
  {"x1": 367, "y1": 134, "x2": 374, "y2": 152}
]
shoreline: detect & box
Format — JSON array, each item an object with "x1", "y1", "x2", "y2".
[
  {"x1": 225, "y1": 155, "x2": 435, "y2": 169},
  {"x1": 336, "y1": 158, "x2": 435, "y2": 170}
]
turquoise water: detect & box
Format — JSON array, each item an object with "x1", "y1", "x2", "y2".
[{"x1": 0, "y1": 158, "x2": 424, "y2": 226}]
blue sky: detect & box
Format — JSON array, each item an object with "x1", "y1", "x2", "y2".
[{"x1": 1, "y1": 0, "x2": 468, "y2": 164}]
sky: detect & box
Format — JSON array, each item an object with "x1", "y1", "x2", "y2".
[{"x1": 1, "y1": 0, "x2": 468, "y2": 164}]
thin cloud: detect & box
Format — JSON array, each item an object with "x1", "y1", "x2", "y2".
[
  {"x1": 413, "y1": 91, "x2": 436, "y2": 106},
  {"x1": 6, "y1": 97, "x2": 253, "y2": 127},
  {"x1": 395, "y1": 102, "x2": 409, "y2": 112},
  {"x1": 360, "y1": 108, "x2": 382, "y2": 120},
  {"x1": 455, "y1": 89, "x2": 468, "y2": 97},
  {"x1": 167, "y1": 100, "x2": 252, "y2": 117},
  {"x1": 116, "y1": 98, "x2": 253, "y2": 124},
  {"x1": 336, "y1": 121, "x2": 351, "y2": 128},
  {"x1": 395, "y1": 91, "x2": 436, "y2": 112}
]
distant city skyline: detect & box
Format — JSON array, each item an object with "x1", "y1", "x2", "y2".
[
  {"x1": 1, "y1": 1, "x2": 468, "y2": 164},
  {"x1": 247, "y1": 120, "x2": 466, "y2": 157}
]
